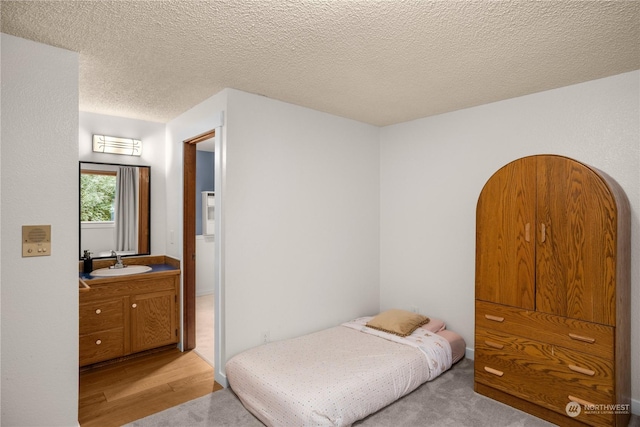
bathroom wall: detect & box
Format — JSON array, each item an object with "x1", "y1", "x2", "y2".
[
  {"x1": 1, "y1": 34, "x2": 80, "y2": 426},
  {"x1": 79, "y1": 112, "x2": 168, "y2": 257}
]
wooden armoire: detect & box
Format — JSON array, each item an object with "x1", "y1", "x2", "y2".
[{"x1": 474, "y1": 155, "x2": 630, "y2": 427}]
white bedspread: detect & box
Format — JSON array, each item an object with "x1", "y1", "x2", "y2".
[{"x1": 226, "y1": 319, "x2": 452, "y2": 427}]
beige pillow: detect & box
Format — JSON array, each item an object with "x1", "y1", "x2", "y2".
[{"x1": 366, "y1": 309, "x2": 430, "y2": 337}]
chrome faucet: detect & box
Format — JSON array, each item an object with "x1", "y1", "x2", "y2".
[{"x1": 110, "y1": 250, "x2": 125, "y2": 269}]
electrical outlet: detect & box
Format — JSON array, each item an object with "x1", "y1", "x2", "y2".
[{"x1": 261, "y1": 330, "x2": 270, "y2": 344}]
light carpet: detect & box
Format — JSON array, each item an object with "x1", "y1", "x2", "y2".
[{"x1": 124, "y1": 357, "x2": 640, "y2": 427}]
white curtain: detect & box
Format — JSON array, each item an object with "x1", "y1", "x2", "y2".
[{"x1": 115, "y1": 167, "x2": 138, "y2": 252}]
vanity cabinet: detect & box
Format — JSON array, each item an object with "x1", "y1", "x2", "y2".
[
  {"x1": 79, "y1": 298, "x2": 126, "y2": 366},
  {"x1": 474, "y1": 155, "x2": 630, "y2": 427},
  {"x1": 79, "y1": 265, "x2": 180, "y2": 367}
]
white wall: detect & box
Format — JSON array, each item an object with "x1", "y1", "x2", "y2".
[
  {"x1": 165, "y1": 92, "x2": 228, "y2": 260},
  {"x1": 79, "y1": 112, "x2": 167, "y2": 257},
  {"x1": 165, "y1": 89, "x2": 227, "y2": 384},
  {"x1": 380, "y1": 71, "x2": 640, "y2": 408},
  {"x1": 223, "y1": 89, "x2": 380, "y2": 359},
  {"x1": 196, "y1": 235, "x2": 215, "y2": 295},
  {"x1": 166, "y1": 88, "x2": 380, "y2": 384},
  {"x1": 0, "y1": 34, "x2": 80, "y2": 426}
]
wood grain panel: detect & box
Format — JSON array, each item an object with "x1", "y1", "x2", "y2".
[
  {"x1": 80, "y1": 329, "x2": 125, "y2": 366},
  {"x1": 475, "y1": 155, "x2": 630, "y2": 427},
  {"x1": 80, "y1": 269, "x2": 180, "y2": 366},
  {"x1": 80, "y1": 299, "x2": 124, "y2": 335},
  {"x1": 137, "y1": 167, "x2": 150, "y2": 254},
  {"x1": 476, "y1": 300, "x2": 613, "y2": 357},
  {"x1": 476, "y1": 328, "x2": 614, "y2": 397},
  {"x1": 81, "y1": 275, "x2": 178, "y2": 300},
  {"x1": 476, "y1": 157, "x2": 536, "y2": 309},
  {"x1": 79, "y1": 349, "x2": 222, "y2": 427},
  {"x1": 474, "y1": 363, "x2": 615, "y2": 427},
  {"x1": 131, "y1": 290, "x2": 178, "y2": 353},
  {"x1": 536, "y1": 156, "x2": 617, "y2": 325}
]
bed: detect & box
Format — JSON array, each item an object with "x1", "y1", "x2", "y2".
[{"x1": 226, "y1": 310, "x2": 466, "y2": 427}]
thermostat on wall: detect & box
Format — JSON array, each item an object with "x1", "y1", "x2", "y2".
[{"x1": 22, "y1": 225, "x2": 51, "y2": 257}]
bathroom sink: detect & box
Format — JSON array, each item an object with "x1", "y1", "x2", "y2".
[{"x1": 90, "y1": 265, "x2": 152, "y2": 277}]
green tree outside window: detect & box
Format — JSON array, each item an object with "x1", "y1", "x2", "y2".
[{"x1": 81, "y1": 173, "x2": 116, "y2": 222}]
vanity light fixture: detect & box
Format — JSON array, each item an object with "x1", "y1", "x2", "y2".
[{"x1": 92, "y1": 135, "x2": 142, "y2": 156}]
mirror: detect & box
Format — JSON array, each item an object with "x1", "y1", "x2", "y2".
[{"x1": 79, "y1": 161, "x2": 150, "y2": 259}]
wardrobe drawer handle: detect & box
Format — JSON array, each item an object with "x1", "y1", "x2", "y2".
[
  {"x1": 569, "y1": 395, "x2": 595, "y2": 408},
  {"x1": 95, "y1": 339, "x2": 102, "y2": 345},
  {"x1": 484, "y1": 340, "x2": 504, "y2": 350},
  {"x1": 484, "y1": 314, "x2": 504, "y2": 322},
  {"x1": 484, "y1": 366, "x2": 504, "y2": 377},
  {"x1": 568, "y1": 333, "x2": 595, "y2": 344},
  {"x1": 569, "y1": 365, "x2": 595, "y2": 376},
  {"x1": 95, "y1": 309, "x2": 102, "y2": 314}
]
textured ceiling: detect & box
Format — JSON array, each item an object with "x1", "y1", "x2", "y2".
[{"x1": 1, "y1": 1, "x2": 639, "y2": 126}]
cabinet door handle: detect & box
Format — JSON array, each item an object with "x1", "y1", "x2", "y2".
[
  {"x1": 95, "y1": 339, "x2": 102, "y2": 345},
  {"x1": 525, "y1": 223, "x2": 530, "y2": 242},
  {"x1": 484, "y1": 314, "x2": 504, "y2": 322},
  {"x1": 132, "y1": 303, "x2": 137, "y2": 309},
  {"x1": 569, "y1": 364, "x2": 595, "y2": 376},
  {"x1": 540, "y1": 223, "x2": 546, "y2": 243},
  {"x1": 569, "y1": 395, "x2": 595, "y2": 408},
  {"x1": 484, "y1": 340, "x2": 504, "y2": 349},
  {"x1": 568, "y1": 333, "x2": 595, "y2": 344},
  {"x1": 484, "y1": 366, "x2": 504, "y2": 377},
  {"x1": 95, "y1": 309, "x2": 102, "y2": 314}
]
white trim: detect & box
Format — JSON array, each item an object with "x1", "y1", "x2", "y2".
[
  {"x1": 465, "y1": 347, "x2": 474, "y2": 361},
  {"x1": 213, "y1": 121, "x2": 227, "y2": 387},
  {"x1": 80, "y1": 221, "x2": 115, "y2": 229}
]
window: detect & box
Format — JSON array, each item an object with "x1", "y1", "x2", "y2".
[{"x1": 80, "y1": 170, "x2": 117, "y2": 222}]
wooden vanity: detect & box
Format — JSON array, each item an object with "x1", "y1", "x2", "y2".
[{"x1": 78, "y1": 255, "x2": 180, "y2": 367}]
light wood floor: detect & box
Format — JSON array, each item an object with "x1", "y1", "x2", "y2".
[{"x1": 79, "y1": 348, "x2": 223, "y2": 427}]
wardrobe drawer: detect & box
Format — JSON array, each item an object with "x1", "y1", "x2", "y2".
[
  {"x1": 79, "y1": 328, "x2": 124, "y2": 366},
  {"x1": 80, "y1": 299, "x2": 124, "y2": 335},
  {"x1": 476, "y1": 328, "x2": 614, "y2": 397},
  {"x1": 476, "y1": 300, "x2": 614, "y2": 358},
  {"x1": 475, "y1": 350, "x2": 615, "y2": 427}
]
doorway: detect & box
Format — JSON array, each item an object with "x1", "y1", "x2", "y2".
[{"x1": 183, "y1": 129, "x2": 216, "y2": 357}]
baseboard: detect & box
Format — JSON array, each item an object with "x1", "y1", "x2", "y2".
[
  {"x1": 196, "y1": 290, "x2": 214, "y2": 297},
  {"x1": 215, "y1": 369, "x2": 228, "y2": 388},
  {"x1": 465, "y1": 347, "x2": 474, "y2": 360}
]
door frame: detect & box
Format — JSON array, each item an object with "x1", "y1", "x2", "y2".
[{"x1": 183, "y1": 129, "x2": 216, "y2": 350}]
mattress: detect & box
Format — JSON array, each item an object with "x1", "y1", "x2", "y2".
[{"x1": 226, "y1": 318, "x2": 463, "y2": 427}]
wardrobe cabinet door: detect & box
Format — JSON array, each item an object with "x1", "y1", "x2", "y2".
[
  {"x1": 535, "y1": 156, "x2": 617, "y2": 325},
  {"x1": 476, "y1": 157, "x2": 536, "y2": 309}
]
